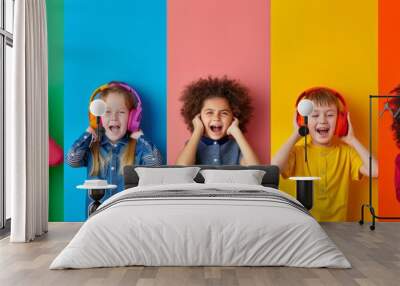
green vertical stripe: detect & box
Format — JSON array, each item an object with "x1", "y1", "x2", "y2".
[{"x1": 47, "y1": 0, "x2": 64, "y2": 221}]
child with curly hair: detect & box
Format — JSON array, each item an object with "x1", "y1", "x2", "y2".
[{"x1": 176, "y1": 76, "x2": 259, "y2": 165}]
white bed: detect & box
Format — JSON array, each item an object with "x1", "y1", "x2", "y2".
[{"x1": 50, "y1": 178, "x2": 351, "y2": 269}]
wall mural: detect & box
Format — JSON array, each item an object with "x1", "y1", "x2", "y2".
[{"x1": 47, "y1": 0, "x2": 400, "y2": 222}]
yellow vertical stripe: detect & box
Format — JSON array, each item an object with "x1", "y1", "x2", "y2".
[{"x1": 271, "y1": 0, "x2": 378, "y2": 221}]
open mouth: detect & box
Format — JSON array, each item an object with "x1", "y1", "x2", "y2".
[
  {"x1": 109, "y1": 124, "x2": 121, "y2": 133},
  {"x1": 316, "y1": 127, "x2": 330, "y2": 136},
  {"x1": 210, "y1": 123, "x2": 223, "y2": 133}
]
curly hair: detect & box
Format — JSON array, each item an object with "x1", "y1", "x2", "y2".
[
  {"x1": 391, "y1": 84, "x2": 400, "y2": 147},
  {"x1": 180, "y1": 76, "x2": 253, "y2": 132}
]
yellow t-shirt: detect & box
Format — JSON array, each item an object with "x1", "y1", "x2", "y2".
[{"x1": 282, "y1": 140, "x2": 363, "y2": 222}]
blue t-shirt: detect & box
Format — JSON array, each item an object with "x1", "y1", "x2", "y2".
[
  {"x1": 196, "y1": 136, "x2": 241, "y2": 165},
  {"x1": 66, "y1": 132, "x2": 162, "y2": 208}
]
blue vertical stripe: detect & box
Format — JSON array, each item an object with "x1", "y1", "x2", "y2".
[{"x1": 64, "y1": 0, "x2": 166, "y2": 221}]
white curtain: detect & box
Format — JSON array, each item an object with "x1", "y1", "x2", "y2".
[{"x1": 7, "y1": 0, "x2": 49, "y2": 242}]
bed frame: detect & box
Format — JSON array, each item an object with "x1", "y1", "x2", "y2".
[{"x1": 124, "y1": 165, "x2": 280, "y2": 189}]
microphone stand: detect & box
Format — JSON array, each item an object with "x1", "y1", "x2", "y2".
[
  {"x1": 96, "y1": 116, "x2": 101, "y2": 143},
  {"x1": 298, "y1": 116, "x2": 309, "y2": 162},
  {"x1": 304, "y1": 116, "x2": 308, "y2": 162},
  {"x1": 294, "y1": 115, "x2": 314, "y2": 210},
  {"x1": 88, "y1": 115, "x2": 105, "y2": 217}
]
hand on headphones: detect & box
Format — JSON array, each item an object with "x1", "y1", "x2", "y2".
[
  {"x1": 227, "y1": 117, "x2": 240, "y2": 137},
  {"x1": 192, "y1": 114, "x2": 205, "y2": 135},
  {"x1": 86, "y1": 126, "x2": 98, "y2": 142},
  {"x1": 292, "y1": 110, "x2": 302, "y2": 136},
  {"x1": 340, "y1": 113, "x2": 355, "y2": 145},
  {"x1": 130, "y1": 129, "x2": 144, "y2": 140}
]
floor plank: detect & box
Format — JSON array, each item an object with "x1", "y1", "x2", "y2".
[{"x1": 0, "y1": 222, "x2": 399, "y2": 286}]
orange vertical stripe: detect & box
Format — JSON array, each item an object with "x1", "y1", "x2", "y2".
[{"x1": 378, "y1": 0, "x2": 400, "y2": 219}]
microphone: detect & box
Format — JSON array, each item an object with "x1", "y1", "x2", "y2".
[
  {"x1": 297, "y1": 99, "x2": 314, "y2": 162},
  {"x1": 90, "y1": 99, "x2": 107, "y2": 117},
  {"x1": 297, "y1": 99, "x2": 314, "y2": 117},
  {"x1": 89, "y1": 99, "x2": 107, "y2": 142}
]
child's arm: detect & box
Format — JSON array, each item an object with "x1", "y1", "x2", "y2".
[
  {"x1": 227, "y1": 118, "x2": 260, "y2": 165},
  {"x1": 65, "y1": 127, "x2": 95, "y2": 167},
  {"x1": 134, "y1": 132, "x2": 163, "y2": 166},
  {"x1": 175, "y1": 114, "x2": 204, "y2": 165},
  {"x1": 341, "y1": 114, "x2": 378, "y2": 177},
  {"x1": 271, "y1": 112, "x2": 301, "y2": 171}
]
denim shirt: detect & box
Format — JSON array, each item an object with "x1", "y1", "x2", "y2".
[
  {"x1": 196, "y1": 136, "x2": 241, "y2": 165},
  {"x1": 66, "y1": 132, "x2": 162, "y2": 202}
]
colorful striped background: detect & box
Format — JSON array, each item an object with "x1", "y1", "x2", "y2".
[{"x1": 47, "y1": 0, "x2": 399, "y2": 221}]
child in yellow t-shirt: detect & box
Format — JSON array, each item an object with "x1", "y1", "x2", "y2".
[{"x1": 271, "y1": 87, "x2": 378, "y2": 221}]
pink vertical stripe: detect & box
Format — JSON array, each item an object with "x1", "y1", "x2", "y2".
[{"x1": 167, "y1": 0, "x2": 270, "y2": 164}]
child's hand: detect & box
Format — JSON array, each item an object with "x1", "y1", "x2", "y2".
[
  {"x1": 293, "y1": 110, "x2": 300, "y2": 134},
  {"x1": 192, "y1": 114, "x2": 204, "y2": 135},
  {"x1": 341, "y1": 113, "x2": 356, "y2": 145},
  {"x1": 227, "y1": 117, "x2": 241, "y2": 136},
  {"x1": 289, "y1": 111, "x2": 301, "y2": 141},
  {"x1": 86, "y1": 126, "x2": 97, "y2": 142},
  {"x1": 130, "y1": 130, "x2": 144, "y2": 140}
]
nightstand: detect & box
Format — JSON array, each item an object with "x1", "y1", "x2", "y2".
[
  {"x1": 77, "y1": 181, "x2": 117, "y2": 216},
  {"x1": 289, "y1": 177, "x2": 320, "y2": 210}
]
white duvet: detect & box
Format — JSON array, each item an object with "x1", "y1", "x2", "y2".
[{"x1": 50, "y1": 183, "x2": 351, "y2": 269}]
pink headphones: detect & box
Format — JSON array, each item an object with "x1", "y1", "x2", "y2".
[{"x1": 89, "y1": 81, "x2": 142, "y2": 133}]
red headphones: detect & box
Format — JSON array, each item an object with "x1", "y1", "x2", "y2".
[{"x1": 295, "y1": 87, "x2": 348, "y2": 137}]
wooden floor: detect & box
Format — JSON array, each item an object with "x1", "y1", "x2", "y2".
[{"x1": 0, "y1": 222, "x2": 399, "y2": 286}]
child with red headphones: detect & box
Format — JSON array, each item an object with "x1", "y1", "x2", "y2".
[
  {"x1": 272, "y1": 87, "x2": 378, "y2": 222},
  {"x1": 66, "y1": 81, "x2": 162, "y2": 207}
]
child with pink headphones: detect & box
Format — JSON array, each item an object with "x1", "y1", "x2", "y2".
[
  {"x1": 272, "y1": 87, "x2": 378, "y2": 222},
  {"x1": 66, "y1": 81, "x2": 162, "y2": 203}
]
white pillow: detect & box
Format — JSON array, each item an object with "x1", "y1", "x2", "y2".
[
  {"x1": 135, "y1": 167, "x2": 201, "y2": 186},
  {"x1": 200, "y1": 169, "x2": 266, "y2": 185}
]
